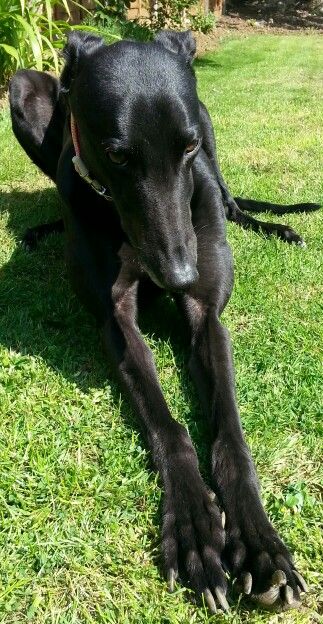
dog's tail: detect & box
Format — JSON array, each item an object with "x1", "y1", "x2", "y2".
[{"x1": 234, "y1": 197, "x2": 321, "y2": 215}]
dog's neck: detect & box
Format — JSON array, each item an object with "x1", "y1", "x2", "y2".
[{"x1": 70, "y1": 113, "x2": 113, "y2": 202}]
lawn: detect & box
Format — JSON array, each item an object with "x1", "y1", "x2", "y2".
[{"x1": 0, "y1": 33, "x2": 322, "y2": 623}]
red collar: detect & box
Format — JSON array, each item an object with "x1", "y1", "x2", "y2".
[{"x1": 70, "y1": 112, "x2": 81, "y2": 157}]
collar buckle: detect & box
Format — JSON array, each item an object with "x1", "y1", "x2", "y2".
[{"x1": 72, "y1": 155, "x2": 112, "y2": 202}]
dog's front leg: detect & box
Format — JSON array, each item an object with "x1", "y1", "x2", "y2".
[
  {"x1": 102, "y1": 264, "x2": 228, "y2": 612},
  {"x1": 179, "y1": 293, "x2": 307, "y2": 610}
]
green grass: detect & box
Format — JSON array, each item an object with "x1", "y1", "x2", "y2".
[{"x1": 0, "y1": 34, "x2": 322, "y2": 623}]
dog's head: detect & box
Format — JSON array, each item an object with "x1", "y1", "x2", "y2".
[{"x1": 62, "y1": 30, "x2": 201, "y2": 291}]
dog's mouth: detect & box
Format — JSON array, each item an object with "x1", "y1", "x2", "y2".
[{"x1": 115, "y1": 191, "x2": 199, "y2": 292}]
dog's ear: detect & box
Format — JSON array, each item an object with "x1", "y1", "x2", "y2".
[
  {"x1": 60, "y1": 30, "x2": 104, "y2": 93},
  {"x1": 154, "y1": 30, "x2": 196, "y2": 64}
]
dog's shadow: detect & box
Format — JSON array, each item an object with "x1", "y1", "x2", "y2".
[
  {"x1": 0, "y1": 187, "x2": 108, "y2": 389},
  {"x1": 0, "y1": 187, "x2": 211, "y2": 550},
  {"x1": 0, "y1": 187, "x2": 203, "y2": 400}
]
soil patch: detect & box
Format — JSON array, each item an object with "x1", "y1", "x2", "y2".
[
  {"x1": 194, "y1": 10, "x2": 322, "y2": 56},
  {"x1": 227, "y1": 1, "x2": 323, "y2": 30}
]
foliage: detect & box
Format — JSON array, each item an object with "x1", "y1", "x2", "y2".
[
  {"x1": 0, "y1": 0, "x2": 72, "y2": 83},
  {"x1": 86, "y1": 13, "x2": 152, "y2": 43},
  {"x1": 88, "y1": 0, "x2": 135, "y2": 20},
  {"x1": 147, "y1": 0, "x2": 217, "y2": 33},
  {"x1": 149, "y1": 0, "x2": 197, "y2": 30},
  {"x1": 83, "y1": 0, "x2": 216, "y2": 35},
  {"x1": 190, "y1": 10, "x2": 217, "y2": 32},
  {"x1": 0, "y1": 0, "x2": 216, "y2": 85}
]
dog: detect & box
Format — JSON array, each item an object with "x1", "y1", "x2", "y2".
[
  {"x1": 9, "y1": 30, "x2": 311, "y2": 613},
  {"x1": 9, "y1": 31, "x2": 319, "y2": 251}
]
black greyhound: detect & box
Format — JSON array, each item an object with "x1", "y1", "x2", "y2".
[
  {"x1": 10, "y1": 31, "x2": 319, "y2": 251},
  {"x1": 9, "y1": 30, "x2": 312, "y2": 613}
]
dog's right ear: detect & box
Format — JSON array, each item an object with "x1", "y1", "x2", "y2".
[
  {"x1": 60, "y1": 30, "x2": 104, "y2": 93},
  {"x1": 154, "y1": 30, "x2": 196, "y2": 65}
]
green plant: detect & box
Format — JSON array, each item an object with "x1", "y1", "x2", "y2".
[
  {"x1": 149, "y1": 0, "x2": 198, "y2": 30},
  {"x1": 86, "y1": 0, "x2": 215, "y2": 34},
  {"x1": 85, "y1": 0, "x2": 136, "y2": 22},
  {"x1": 0, "y1": 1, "x2": 71, "y2": 84},
  {"x1": 148, "y1": 0, "x2": 216, "y2": 32},
  {"x1": 119, "y1": 17, "x2": 152, "y2": 40},
  {"x1": 190, "y1": 10, "x2": 217, "y2": 32},
  {"x1": 86, "y1": 13, "x2": 152, "y2": 43}
]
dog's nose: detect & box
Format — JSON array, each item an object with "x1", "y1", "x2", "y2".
[{"x1": 170, "y1": 264, "x2": 199, "y2": 291}]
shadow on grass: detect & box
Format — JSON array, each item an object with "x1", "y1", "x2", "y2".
[
  {"x1": 0, "y1": 186, "x2": 214, "y2": 595},
  {"x1": 0, "y1": 185, "x2": 210, "y2": 463},
  {"x1": 194, "y1": 57, "x2": 224, "y2": 70}
]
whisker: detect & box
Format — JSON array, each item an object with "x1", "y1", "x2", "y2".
[{"x1": 194, "y1": 224, "x2": 208, "y2": 238}]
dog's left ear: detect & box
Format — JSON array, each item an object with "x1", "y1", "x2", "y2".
[
  {"x1": 154, "y1": 30, "x2": 196, "y2": 64},
  {"x1": 60, "y1": 30, "x2": 105, "y2": 93}
]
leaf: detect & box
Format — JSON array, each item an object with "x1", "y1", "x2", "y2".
[
  {"x1": 0, "y1": 43, "x2": 20, "y2": 63},
  {"x1": 40, "y1": 34, "x2": 59, "y2": 74},
  {"x1": 73, "y1": 24, "x2": 122, "y2": 40},
  {"x1": 60, "y1": 0, "x2": 71, "y2": 18},
  {"x1": 285, "y1": 492, "x2": 304, "y2": 510},
  {"x1": 70, "y1": 0, "x2": 93, "y2": 16},
  {"x1": 44, "y1": 0, "x2": 53, "y2": 40},
  {"x1": 27, "y1": 593, "x2": 42, "y2": 620},
  {"x1": 23, "y1": 11, "x2": 43, "y2": 71}
]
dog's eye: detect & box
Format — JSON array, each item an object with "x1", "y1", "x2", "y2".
[
  {"x1": 108, "y1": 151, "x2": 128, "y2": 166},
  {"x1": 185, "y1": 139, "x2": 199, "y2": 155}
]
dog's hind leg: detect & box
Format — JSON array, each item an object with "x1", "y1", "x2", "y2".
[
  {"x1": 22, "y1": 219, "x2": 64, "y2": 251},
  {"x1": 199, "y1": 101, "x2": 311, "y2": 245},
  {"x1": 224, "y1": 199, "x2": 306, "y2": 246}
]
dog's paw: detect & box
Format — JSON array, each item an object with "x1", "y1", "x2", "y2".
[
  {"x1": 274, "y1": 224, "x2": 305, "y2": 246},
  {"x1": 281, "y1": 227, "x2": 305, "y2": 247},
  {"x1": 225, "y1": 525, "x2": 307, "y2": 610},
  {"x1": 21, "y1": 227, "x2": 39, "y2": 252},
  {"x1": 162, "y1": 478, "x2": 228, "y2": 613}
]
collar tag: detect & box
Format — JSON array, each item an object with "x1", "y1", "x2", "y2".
[
  {"x1": 72, "y1": 155, "x2": 112, "y2": 201},
  {"x1": 70, "y1": 118, "x2": 112, "y2": 202}
]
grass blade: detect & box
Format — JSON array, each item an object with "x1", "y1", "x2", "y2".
[
  {"x1": 40, "y1": 34, "x2": 59, "y2": 74},
  {"x1": 44, "y1": 0, "x2": 53, "y2": 40}
]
